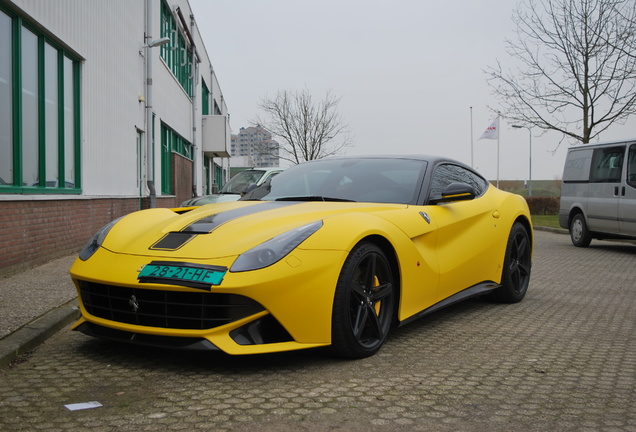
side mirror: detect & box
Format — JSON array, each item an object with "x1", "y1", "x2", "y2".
[{"x1": 430, "y1": 182, "x2": 477, "y2": 204}]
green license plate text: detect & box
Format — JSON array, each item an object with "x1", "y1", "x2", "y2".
[{"x1": 138, "y1": 263, "x2": 226, "y2": 285}]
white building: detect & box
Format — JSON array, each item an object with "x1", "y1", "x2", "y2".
[
  {"x1": 231, "y1": 126, "x2": 280, "y2": 167},
  {"x1": 0, "y1": 0, "x2": 232, "y2": 273}
]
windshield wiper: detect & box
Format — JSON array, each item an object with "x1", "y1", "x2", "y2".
[{"x1": 275, "y1": 196, "x2": 356, "y2": 202}]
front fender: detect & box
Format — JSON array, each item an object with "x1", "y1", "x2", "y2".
[{"x1": 300, "y1": 209, "x2": 441, "y2": 323}]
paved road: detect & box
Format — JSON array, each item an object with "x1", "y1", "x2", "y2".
[{"x1": 1, "y1": 230, "x2": 635, "y2": 432}]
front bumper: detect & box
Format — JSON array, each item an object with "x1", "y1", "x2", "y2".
[{"x1": 70, "y1": 247, "x2": 348, "y2": 355}]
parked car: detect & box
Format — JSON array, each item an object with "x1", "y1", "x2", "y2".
[
  {"x1": 559, "y1": 140, "x2": 636, "y2": 247},
  {"x1": 70, "y1": 155, "x2": 533, "y2": 359},
  {"x1": 181, "y1": 168, "x2": 283, "y2": 206}
]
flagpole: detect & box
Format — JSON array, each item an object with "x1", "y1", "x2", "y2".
[
  {"x1": 470, "y1": 107, "x2": 474, "y2": 168},
  {"x1": 496, "y1": 114, "x2": 500, "y2": 188}
]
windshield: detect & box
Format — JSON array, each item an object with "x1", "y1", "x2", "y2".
[
  {"x1": 243, "y1": 158, "x2": 426, "y2": 204},
  {"x1": 220, "y1": 170, "x2": 266, "y2": 194}
]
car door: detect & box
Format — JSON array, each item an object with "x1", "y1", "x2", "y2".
[
  {"x1": 619, "y1": 144, "x2": 636, "y2": 236},
  {"x1": 422, "y1": 163, "x2": 500, "y2": 302},
  {"x1": 587, "y1": 146, "x2": 624, "y2": 234}
]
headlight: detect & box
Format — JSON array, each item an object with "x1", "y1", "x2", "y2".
[
  {"x1": 230, "y1": 221, "x2": 323, "y2": 272},
  {"x1": 78, "y1": 217, "x2": 123, "y2": 261}
]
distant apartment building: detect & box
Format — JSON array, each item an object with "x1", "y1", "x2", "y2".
[
  {"x1": 0, "y1": 0, "x2": 232, "y2": 274},
  {"x1": 231, "y1": 126, "x2": 280, "y2": 167}
]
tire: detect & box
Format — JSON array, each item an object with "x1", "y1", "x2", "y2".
[
  {"x1": 331, "y1": 242, "x2": 395, "y2": 359},
  {"x1": 490, "y1": 222, "x2": 532, "y2": 303},
  {"x1": 569, "y1": 213, "x2": 592, "y2": 247}
]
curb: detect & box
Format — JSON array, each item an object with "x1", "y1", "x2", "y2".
[
  {"x1": 534, "y1": 226, "x2": 568, "y2": 235},
  {"x1": 0, "y1": 299, "x2": 79, "y2": 369}
]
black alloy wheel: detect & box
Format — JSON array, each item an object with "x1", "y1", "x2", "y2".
[
  {"x1": 490, "y1": 222, "x2": 532, "y2": 303},
  {"x1": 331, "y1": 242, "x2": 395, "y2": 359}
]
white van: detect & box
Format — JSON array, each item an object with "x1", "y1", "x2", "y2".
[{"x1": 559, "y1": 140, "x2": 636, "y2": 247}]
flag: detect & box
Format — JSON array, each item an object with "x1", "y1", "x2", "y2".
[{"x1": 479, "y1": 117, "x2": 499, "y2": 140}]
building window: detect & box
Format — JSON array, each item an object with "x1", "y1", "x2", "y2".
[
  {"x1": 0, "y1": 10, "x2": 12, "y2": 187},
  {"x1": 201, "y1": 80, "x2": 210, "y2": 115},
  {"x1": 160, "y1": 123, "x2": 192, "y2": 194},
  {"x1": 160, "y1": 1, "x2": 193, "y2": 97},
  {"x1": 213, "y1": 100, "x2": 222, "y2": 116},
  {"x1": 0, "y1": 7, "x2": 80, "y2": 193}
]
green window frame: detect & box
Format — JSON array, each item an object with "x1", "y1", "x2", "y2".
[
  {"x1": 200, "y1": 157, "x2": 226, "y2": 195},
  {"x1": 214, "y1": 161, "x2": 224, "y2": 190},
  {"x1": 0, "y1": 5, "x2": 81, "y2": 194},
  {"x1": 160, "y1": 1, "x2": 193, "y2": 97},
  {"x1": 160, "y1": 123, "x2": 192, "y2": 195},
  {"x1": 202, "y1": 157, "x2": 225, "y2": 195},
  {"x1": 201, "y1": 80, "x2": 210, "y2": 115}
]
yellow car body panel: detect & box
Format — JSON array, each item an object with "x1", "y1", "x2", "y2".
[{"x1": 428, "y1": 186, "x2": 522, "y2": 301}]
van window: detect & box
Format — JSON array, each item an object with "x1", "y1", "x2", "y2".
[
  {"x1": 589, "y1": 146, "x2": 624, "y2": 183},
  {"x1": 628, "y1": 145, "x2": 636, "y2": 187},
  {"x1": 563, "y1": 149, "x2": 593, "y2": 182}
]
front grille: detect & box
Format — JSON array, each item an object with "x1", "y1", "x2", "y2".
[{"x1": 78, "y1": 281, "x2": 265, "y2": 330}]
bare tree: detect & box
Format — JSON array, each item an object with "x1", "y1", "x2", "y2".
[
  {"x1": 486, "y1": 0, "x2": 636, "y2": 144},
  {"x1": 254, "y1": 89, "x2": 352, "y2": 164}
]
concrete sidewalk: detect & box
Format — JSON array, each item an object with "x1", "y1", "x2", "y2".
[{"x1": 0, "y1": 254, "x2": 79, "y2": 368}]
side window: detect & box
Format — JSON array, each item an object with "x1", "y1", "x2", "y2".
[
  {"x1": 590, "y1": 146, "x2": 624, "y2": 183},
  {"x1": 628, "y1": 145, "x2": 636, "y2": 188},
  {"x1": 429, "y1": 164, "x2": 488, "y2": 201}
]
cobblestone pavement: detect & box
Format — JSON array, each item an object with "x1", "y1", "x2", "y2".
[{"x1": 1, "y1": 230, "x2": 635, "y2": 431}]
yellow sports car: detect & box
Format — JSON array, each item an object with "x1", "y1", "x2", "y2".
[{"x1": 70, "y1": 156, "x2": 532, "y2": 359}]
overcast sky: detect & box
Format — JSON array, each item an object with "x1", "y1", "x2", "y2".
[{"x1": 189, "y1": 0, "x2": 636, "y2": 181}]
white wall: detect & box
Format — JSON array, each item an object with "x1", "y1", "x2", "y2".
[{"x1": 9, "y1": 0, "x2": 229, "y2": 199}]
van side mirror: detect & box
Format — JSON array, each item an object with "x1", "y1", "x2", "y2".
[{"x1": 430, "y1": 182, "x2": 477, "y2": 204}]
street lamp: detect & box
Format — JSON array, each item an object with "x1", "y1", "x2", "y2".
[{"x1": 512, "y1": 125, "x2": 532, "y2": 197}]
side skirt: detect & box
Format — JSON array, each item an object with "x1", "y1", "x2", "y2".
[{"x1": 399, "y1": 281, "x2": 500, "y2": 327}]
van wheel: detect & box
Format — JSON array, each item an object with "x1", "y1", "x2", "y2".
[{"x1": 570, "y1": 213, "x2": 592, "y2": 247}]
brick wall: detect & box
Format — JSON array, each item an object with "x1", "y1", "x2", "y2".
[
  {"x1": 0, "y1": 196, "x2": 179, "y2": 276},
  {"x1": 0, "y1": 156, "x2": 195, "y2": 275},
  {"x1": 173, "y1": 153, "x2": 194, "y2": 206}
]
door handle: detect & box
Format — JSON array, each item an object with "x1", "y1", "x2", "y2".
[{"x1": 614, "y1": 186, "x2": 619, "y2": 196}]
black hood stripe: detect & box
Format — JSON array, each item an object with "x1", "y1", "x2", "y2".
[
  {"x1": 183, "y1": 201, "x2": 298, "y2": 233},
  {"x1": 149, "y1": 202, "x2": 298, "y2": 251}
]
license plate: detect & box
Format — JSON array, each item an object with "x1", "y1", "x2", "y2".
[{"x1": 138, "y1": 261, "x2": 227, "y2": 287}]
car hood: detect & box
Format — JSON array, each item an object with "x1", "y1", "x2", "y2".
[{"x1": 102, "y1": 200, "x2": 408, "y2": 259}]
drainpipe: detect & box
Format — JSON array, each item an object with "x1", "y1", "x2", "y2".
[
  {"x1": 190, "y1": 13, "x2": 198, "y2": 198},
  {"x1": 145, "y1": 0, "x2": 157, "y2": 208}
]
